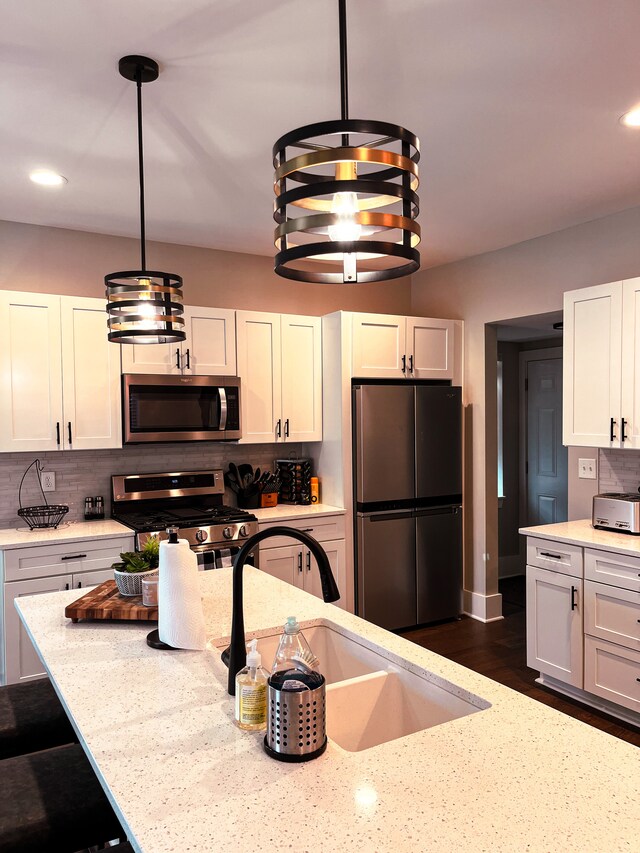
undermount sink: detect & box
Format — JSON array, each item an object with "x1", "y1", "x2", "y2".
[{"x1": 221, "y1": 621, "x2": 490, "y2": 752}]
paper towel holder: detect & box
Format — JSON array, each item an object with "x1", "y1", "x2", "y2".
[{"x1": 147, "y1": 527, "x2": 181, "y2": 651}]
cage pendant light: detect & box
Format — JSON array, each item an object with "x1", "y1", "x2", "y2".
[
  {"x1": 272, "y1": 0, "x2": 420, "y2": 284},
  {"x1": 106, "y1": 55, "x2": 185, "y2": 344}
]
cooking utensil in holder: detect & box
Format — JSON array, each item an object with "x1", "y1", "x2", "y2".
[
  {"x1": 17, "y1": 459, "x2": 69, "y2": 530},
  {"x1": 264, "y1": 670, "x2": 327, "y2": 762}
]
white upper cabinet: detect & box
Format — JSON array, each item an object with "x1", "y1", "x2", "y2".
[
  {"x1": 352, "y1": 312, "x2": 456, "y2": 379},
  {"x1": 563, "y1": 278, "x2": 640, "y2": 448},
  {"x1": 280, "y1": 314, "x2": 322, "y2": 442},
  {"x1": 0, "y1": 291, "x2": 63, "y2": 452},
  {"x1": 121, "y1": 305, "x2": 236, "y2": 376},
  {"x1": 60, "y1": 297, "x2": 121, "y2": 450},
  {"x1": 236, "y1": 310, "x2": 322, "y2": 444},
  {"x1": 0, "y1": 292, "x2": 121, "y2": 452}
]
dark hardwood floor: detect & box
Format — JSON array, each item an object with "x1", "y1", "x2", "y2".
[{"x1": 400, "y1": 575, "x2": 640, "y2": 748}]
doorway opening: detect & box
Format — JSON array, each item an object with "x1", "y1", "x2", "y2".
[{"x1": 494, "y1": 310, "x2": 565, "y2": 610}]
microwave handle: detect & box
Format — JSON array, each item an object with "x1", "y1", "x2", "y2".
[{"x1": 218, "y1": 387, "x2": 228, "y2": 431}]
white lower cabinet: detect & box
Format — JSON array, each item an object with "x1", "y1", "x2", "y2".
[
  {"x1": 1, "y1": 536, "x2": 133, "y2": 685},
  {"x1": 256, "y1": 514, "x2": 346, "y2": 608},
  {"x1": 525, "y1": 534, "x2": 640, "y2": 722},
  {"x1": 526, "y1": 565, "x2": 583, "y2": 687}
]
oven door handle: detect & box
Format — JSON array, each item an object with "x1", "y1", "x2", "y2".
[{"x1": 218, "y1": 387, "x2": 228, "y2": 431}]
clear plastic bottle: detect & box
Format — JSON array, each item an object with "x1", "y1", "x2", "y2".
[
  {"x1": 271, "y1": 616, "x2": 319, "y2": 675},
  {"x1": 234, "y1": 639, "x2": 268, "y2": 731}
]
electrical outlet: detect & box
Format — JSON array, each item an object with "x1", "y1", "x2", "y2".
[
  {"x1": 41, "y1": 471, "x2": 56, "y2": 492},
  {"x1": 578, "y1": 458, "x2": 597, "y2": 480}
]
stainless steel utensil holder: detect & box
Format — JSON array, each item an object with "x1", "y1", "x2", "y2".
[{"x1": 264, "y1": 676, "x2": 327, "y2": 762}]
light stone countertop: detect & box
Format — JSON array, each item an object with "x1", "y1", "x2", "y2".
[
  {"x1": 253, "y1": 502, "x2": 345, "y2": 523},
  {"x1": 16, "y1": 568, "x2": 639, "y2": 853},
  {"x1": 520, "y1": 517, "x2": 640, "y2": 556},
  {"x1": 0, "y1": 519, "x2": 134, "y2": 550}
]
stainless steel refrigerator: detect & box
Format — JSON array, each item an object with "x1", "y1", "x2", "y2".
[{"x1": 353, "y1": 381, "x2": 462, "y2": 631}]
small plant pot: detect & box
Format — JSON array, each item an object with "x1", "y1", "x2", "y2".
[{"x1": 113, "y1": 567, "x2": 158, "y2": 597}]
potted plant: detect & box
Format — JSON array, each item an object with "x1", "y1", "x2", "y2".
[{"x1": 112, "y1": 537, "x2": 159, "y2": 596}]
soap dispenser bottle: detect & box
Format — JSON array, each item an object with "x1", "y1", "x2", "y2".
[{"x1": 235, "y1": 639, "x2": 268, "y2": 731}]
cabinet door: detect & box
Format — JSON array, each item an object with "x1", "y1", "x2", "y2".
[
  {"x1": 60, "y1": 296, "x2": 122, "y2": 449},
  {"x1": 4, "y1": 575, "x2": 70, "y2": 684},
  {"x1": 257, "y1": 545, "x2": 302, "y2": 587},
  {"x1": 0, "y1": 291, "x2": 63, "y2": 452},
  {"x1": 236, "y1": 311, "x2": 282, "y2": 443},
  {"x1": 120, "y1": 338, "x2": 182, "y2": 375},
  {"x1": 72, "y1": 568, "x2": 114, "y2": 590},
  {"x1": 351, "y1": 313, "x2": 407, "y2": 378},
  {"x1": 281, "y1": 314, "x2": 322, "y2": 441},
  {"x1": 526, "y1": 565, "x2": 583, "y2": 687},
  {"x1": 406, "y1": 317, "x2": 455, "y2": 379},
  {"x1": 620, "y1": 277, "x2": 640, "y2": 449},
  {"x1": 563, "y1": 282, "x2": 622, "y2": 447},
  {"x1": 304, "y1": 539, "x2": 346, "y2": 608},
  {"x1": 182, "y1": 306, "x2": 236, "y2": 376}
]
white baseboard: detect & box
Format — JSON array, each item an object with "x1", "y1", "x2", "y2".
[
  {"x1": 463, "y1": 589, "x2": 504, "y2": 622},
  {"x1": 537, "y1": 674, "x2": 640, "y2": 729}
]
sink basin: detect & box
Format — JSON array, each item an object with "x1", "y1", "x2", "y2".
[{"x1": 219, "y1": 621, "x2": 490, "y2": 751}]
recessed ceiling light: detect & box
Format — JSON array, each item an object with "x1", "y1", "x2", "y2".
[
  {"x1": 29, "y1": 169, "x2": 68, "y2": 187},
  {"x1": 620, "y1": 107, "x2": 640, "y2": 128}
]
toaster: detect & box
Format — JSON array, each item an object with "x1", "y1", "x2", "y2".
[{"x1": 592, "y1": 493, "x2": 640, "y2": 534}]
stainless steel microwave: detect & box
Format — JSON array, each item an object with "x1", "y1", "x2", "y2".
[{"x1": 122, "y1": 374, "x2": 242, "y2": 443}]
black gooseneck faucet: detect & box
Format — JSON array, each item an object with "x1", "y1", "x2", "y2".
[{"x1": 222, "y1": 526, "x2": 340, "y2": 695}]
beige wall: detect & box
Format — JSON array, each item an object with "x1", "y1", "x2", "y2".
[
  {"x1": 411, "y1": 205, "x2": 640, "y2": 620},
  {"x1": 0, "y1": 219, "x2": 413, "y2": 316}
]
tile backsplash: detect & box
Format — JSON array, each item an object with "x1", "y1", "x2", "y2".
[
  {"x1": 0, "y1": 443, "x2": 303, "y2": 531},
  {"x1": 598, "y1": 448, "x2": 640, "y2": 493}
]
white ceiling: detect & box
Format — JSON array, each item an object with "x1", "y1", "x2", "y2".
[{"x1": 2, "y1": 0, "x2": 640, "y2": 269}]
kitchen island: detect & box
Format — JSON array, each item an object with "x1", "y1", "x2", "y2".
[{"x1": 17, "y1": 565, "x2": 639, "y2": 852}]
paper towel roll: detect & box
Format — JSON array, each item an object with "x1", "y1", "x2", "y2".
[{"x1": 158, "y1": 538, "x2": 207, "y2": 650}]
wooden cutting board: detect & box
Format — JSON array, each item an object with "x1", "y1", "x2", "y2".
[{"x1": 65, "y1": 580, "x2": 158, "y2": 622}]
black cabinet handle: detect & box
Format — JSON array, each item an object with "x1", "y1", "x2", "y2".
[
  {"x1": 409, "y1": 354, "x2": 414, "y2": 373},
  {"x1": 540, "y1": 551, "x2": 562, "y2": 559},
  {"x1": 610, "y1": 417, "x2": 617, "y2": 442},
  {"x1": 621, "y1": 418, "x2": 628, "y2": 442},
  {"x1": 185, "y1": 348, "x2": 190, "y2": 369},
  {"x1": 401, "y1": 354, "x2": 406, "y2": 373},
  {"x1": 65, "y1": 583, "x2": 69, "y2": 591},
  {"x1": 276, "y1": 419, "x2": 282, "y2": 438},
  {"x1": 284, "y1": 418, "x2": 289, "y2": 438},
  {"x1": 297, "y1": 551, "x2": 303, "y2": 573},
  {"x1": 306, "y1": 551, "x2": 311, "y2": 572},
  {"x1": 61, "y1": 554, "x2": 87, "y2": 561},
  {"x1": 176, "y1": 348, "x2": 181, "y2": 369},
  {"x1": 67, "y1": 422, "x2": 72, "y2": 445},
  {"x1": 77, "y1": 581, "x2": 82, "y2": 588},
  {"x1": 301, "y1": 528, "x2": 314, "y2": 532},
  {"x1": 56, "y1": 422, "x2": 60, "y2": 446},
  {"x1": 570, "y1": 585, "x2": 578, "y2": 611}
]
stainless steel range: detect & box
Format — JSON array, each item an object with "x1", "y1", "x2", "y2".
[{"x1": 111, "y1": 469, "x2": 259, "y2": 567}]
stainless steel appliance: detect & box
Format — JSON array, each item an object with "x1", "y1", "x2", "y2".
[
  {"x1": 111, "y1": 469, "x2": 259, "y2": 567},
  {"x1": 353, "y1": 382, "x2": 462, "y2": 631},
  {"x1": 122, "y1": 374, "x2": 242, "y2": 443},
  {"x1": 592, "y1": 492, "x2": 640, "y2": 534}
]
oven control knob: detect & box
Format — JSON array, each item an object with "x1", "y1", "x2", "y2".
[
  {"x1": 222, "y1": 526, "x2": 234, "y2": 539},
  {"x1": 239, "y1": 525, "x2": 248, "y2": 538},
  {"x1": 195, "y1": 529, "x2": 208, "y2": 543}
]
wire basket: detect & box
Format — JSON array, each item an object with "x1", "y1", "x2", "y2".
[
  {"x1": 18, "y1": 505, "x2": 69, "y2": 530},
  {"x1": 17, "y1": 459, "x2": 69, "y2": 530}
]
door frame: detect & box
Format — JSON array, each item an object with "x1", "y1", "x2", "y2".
[{"x1": 518, "y1": 346, "x2": 564, "y2": 535}]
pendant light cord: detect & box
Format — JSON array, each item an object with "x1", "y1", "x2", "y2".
[
  {"x1": 136, "y1": 67, "x2": 147, "y2": 272},
  {"x1": 338, "y1": 0, "x2": 349, "y2": 122}
]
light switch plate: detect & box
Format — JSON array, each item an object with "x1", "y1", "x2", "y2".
[{"x1": 578, "y1": 458, "x2": 597, "y2": 480}]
